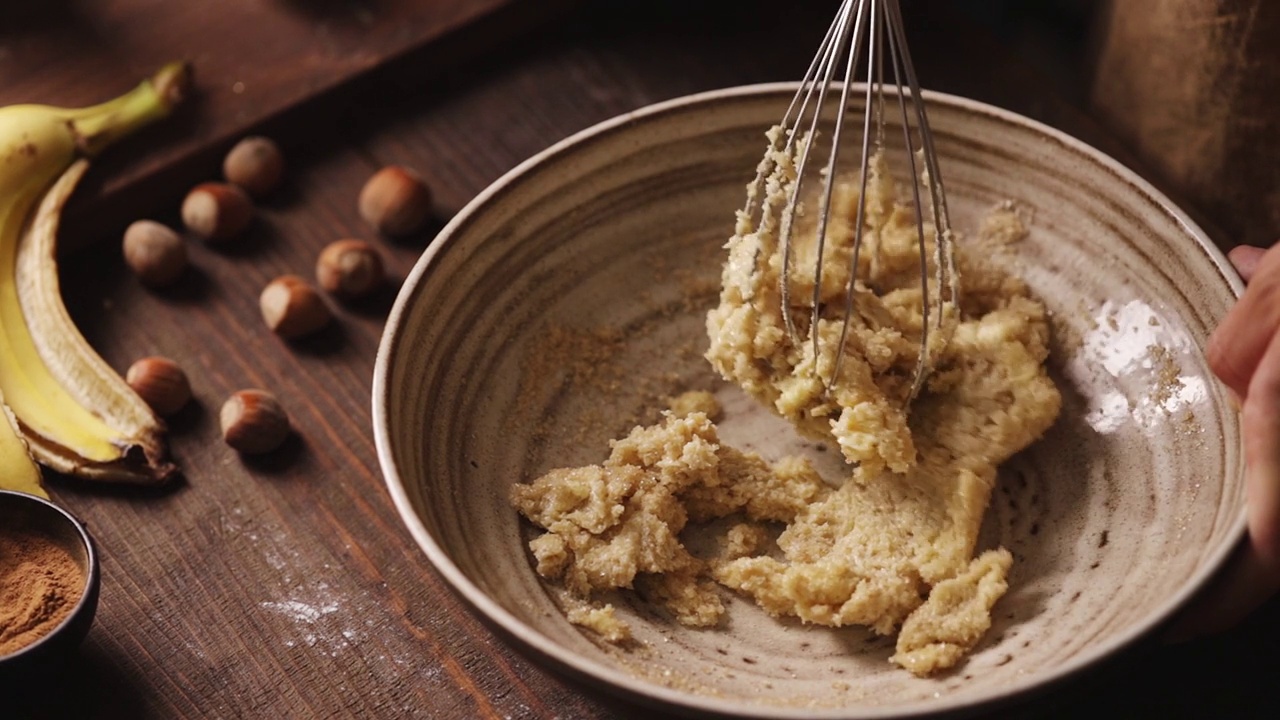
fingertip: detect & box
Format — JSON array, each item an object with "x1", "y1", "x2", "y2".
[
  {"x1": 1205, "y1": 258, "x2": 1280, "y2": 398},
  {"x1": 1243, "y1": 400, "x2": 1280, "y2": 571},
  {"x1": 1206, "y1": 333, "x2": 1250, "y2": 401},
  {"x1": 1249, "y1": 519, "x2": 1280, "y2": 574},
  {"x1": 1228, "y1": 245, "x2": 1268, "y2": 284}
]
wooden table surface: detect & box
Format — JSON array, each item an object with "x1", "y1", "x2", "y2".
[
  {"x1": 0, "y1": 0, "x2": 578, "y2": 248},
  {"x1": 5, "y1": 1, "x2": 1279, "y2": 718}
]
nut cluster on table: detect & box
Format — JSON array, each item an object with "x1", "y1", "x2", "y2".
[{"x1": 120, "y1": 136, "x2": 435, "y2": 458}]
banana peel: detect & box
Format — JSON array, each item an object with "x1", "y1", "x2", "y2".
[
  {"x1": 0, "y1": 62, "x2": 190, "y2": 491},
  {"x1": 0, "y1": 403, "x2": 44, "y2": 498},
  {"x1": 15, "y1": 160, "x2": 177, "y2": 482}
]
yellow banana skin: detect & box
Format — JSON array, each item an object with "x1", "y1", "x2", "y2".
[
  {"x1": 0, "y1": 402, "x2": 43, "y2": 498},
  {"x1": 0, "y1": 63, "x2": 189, "y2": 485}
]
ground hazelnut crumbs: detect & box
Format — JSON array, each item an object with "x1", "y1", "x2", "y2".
[
  {"x1": 511, "y1": 412, "x2": 827, "y2": 639},
  {"x1": 668, "y1": 390, "x2": 722, "y2": 420}
]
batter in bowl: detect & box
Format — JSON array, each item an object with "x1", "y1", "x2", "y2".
[{"x1": 512, "y1": 138, "x2": 1061, "y2": 675}]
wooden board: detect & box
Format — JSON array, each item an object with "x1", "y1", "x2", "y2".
[{"x1": 0, "y1": 0, "x2": 579, "y2": 246}]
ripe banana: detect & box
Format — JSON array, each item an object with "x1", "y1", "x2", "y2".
[
  {"x1": 0, "y1": 403, "x2": 43, "y2": 498},
  {"x1": 0, "y1": 62, "x2": 190, "y2": 489}
]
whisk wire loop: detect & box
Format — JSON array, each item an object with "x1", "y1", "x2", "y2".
[
  {"x1": 764, "y1": 0, "x2": 956, "y2": 405},
  {"x1": 882, "y1": 6, "x2": 934, "y2": 402},
  {"x1": 807, "y1": 0, "x2": 874, "y2": 374},
  {"x1": 779, "y1": 0, "x2": 864, "y2": 344}
]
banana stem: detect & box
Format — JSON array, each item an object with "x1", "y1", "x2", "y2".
[{"x1": 67, "y1": 61, "x2": 192, "y2": 156}]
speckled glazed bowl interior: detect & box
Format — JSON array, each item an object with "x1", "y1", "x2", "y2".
[{"x1": 372, "y1": 84, "x2": 1246, "y2": 718}]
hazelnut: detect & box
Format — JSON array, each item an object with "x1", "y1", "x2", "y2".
[
  {"x1": 259, "y1": 275, "x2": 331, "y2": 339},
  {"x1": 220, "y1": 389, "x2": 290, "y2": 454},
  {"x1": 358, "y1": 165, "x2": 432, "y2": 236},
  {"x1": 315, "y1": 239, "x2": 384, "y2": 298},
  {"x1": 122, "y1": 220, "x2": 186, "y2": 286},
  {"x1": 125, "y1": 356, "x2": 192, "y2": 416},
  {"x1": 223, "y1": 136, "x2": 284, "y2": 197},
  {"x1": 181, "y1": 182, "x2": 253, "y2": 242}
]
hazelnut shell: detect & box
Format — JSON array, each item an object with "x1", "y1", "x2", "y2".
[
  {"x1": 220, "y1": 389, "x2": 290, "y2": 454},
  {"x1": 259, "y1": 275, "x2": 332, "y2": 339},
  {"x1": 315, "y1": 239, "x2": 384, "y2": 298},
  {"x1": 123, "y1": 220, "x2": 187, "y2": 286},
  {"x1": 125, "y1": 356, "x2": 192, "y2": 416},
  {"x1": 358, "y1": 166, "x2": 432, "y2": 237},
  {"x1": 223, "y1": 136, "x2": 284, "y2": 197},
  {"x1": 181, "y1": 182, "x2": 254, "y2": 242}
]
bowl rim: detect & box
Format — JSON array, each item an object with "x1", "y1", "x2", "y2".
[
  {"x1": 371, "y1": 81, "x2": 1248, "y2": 718},
  {"x1": 0, "y1": 489, "x2": 100, "y2": 663}
]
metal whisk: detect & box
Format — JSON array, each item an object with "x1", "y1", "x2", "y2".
[{"x1": 753, "y1": 0, "x2": 957, "y2": 403}]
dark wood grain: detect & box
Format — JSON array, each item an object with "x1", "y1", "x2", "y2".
[
  {"x1": 0, "y1": 0, "x2": 582, "y2": 252},
  {"x1": 3, "y1": 1, "x2": 1277, "y2": 718},
  {"x1": 0, "y1": 0, "x2": 516, "y2": 186}
]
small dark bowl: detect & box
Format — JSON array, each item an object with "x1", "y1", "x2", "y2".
[{"x1": 0, "y1": 490, "x2": 100, "y2": 676}]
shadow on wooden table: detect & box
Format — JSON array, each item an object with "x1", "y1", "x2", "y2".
[{"x1": 3, "y1": 643, "x2": 146, "y2": 719}]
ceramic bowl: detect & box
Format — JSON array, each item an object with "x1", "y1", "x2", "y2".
[
  {"x1": 0, "y1": 490, "x2": 101, "y2": 675},
  {"x1": 372, "y1": 84, "x2": 1245, "y2": 718}
]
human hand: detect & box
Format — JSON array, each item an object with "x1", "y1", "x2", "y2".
[{"x1": 1168, "y1": 243, "x2": 1280, "y2": 641}]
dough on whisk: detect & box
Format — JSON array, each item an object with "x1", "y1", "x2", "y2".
[
  {"x1": 707, "y1": 139, "x2": 952, "y2": 475},
  {"x1": 704, "y1": 131, "x2": 1061, "y2": 674}
]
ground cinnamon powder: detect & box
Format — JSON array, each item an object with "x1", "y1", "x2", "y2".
[{"x1": 0, "y1": 524, "x2": 85, "y2": 656}]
